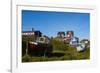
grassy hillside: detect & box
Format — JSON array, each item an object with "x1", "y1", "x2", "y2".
[{"x1": 22, "y1": 36, "x2": 90, "y2": 62}]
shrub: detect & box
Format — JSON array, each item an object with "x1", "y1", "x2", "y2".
[
  {"x1": 22, "y1": 54, "x2": 32, "y2": 62},
  {"x1": 52, "y1": 39, "x2": 68, "y2": 51}
]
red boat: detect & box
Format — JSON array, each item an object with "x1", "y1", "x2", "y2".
[{"x1": 28, "y1": 42, "x2": 53, "y2": 56}]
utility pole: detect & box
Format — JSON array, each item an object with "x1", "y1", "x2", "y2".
[{"x1": 26, "y1": 41, "x2": 28, "y2": 55}]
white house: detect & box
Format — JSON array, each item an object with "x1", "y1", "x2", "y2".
[{"x1": 22, "y1": 31, "x2": 35, "y2": 36}]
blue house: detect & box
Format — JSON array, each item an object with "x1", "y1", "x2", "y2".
[{"x1": 70, "y1": 37, "x2": 79, "y2": 46}]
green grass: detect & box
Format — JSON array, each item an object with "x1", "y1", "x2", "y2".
[{"x1": 22, "y1": 47, "x2": 90, "y2": 62}]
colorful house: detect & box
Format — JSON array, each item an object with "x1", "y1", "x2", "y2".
[
  {"x1": 76, "y1": 43, "x2": 86, "y2": 52},
  {"x1": 70, "y1": 37, "x2": 79, "y2": 46},
  {"x1": 22, "y1": 28, "x2": 42, "y2": 37},
  {"x1": 57, "y1": 32, "x2": 65, "y2": 38},
  {"x1": 66, "y1": 31, "x2": 74, "y2": 39},
  {"x1": 36, "y1": 35, "x2": 51, "y2": 44}
]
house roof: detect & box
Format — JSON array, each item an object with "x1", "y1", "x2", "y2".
[
  {"x1": 34, "y1": 30, "x2": 42, "y2": 33},
  {"x1": 66, "y1": 31, "x2": 74, "y2": 35},
  {"x1": 57, "y1": 32, "x2": 65, "y2": 35},
  {"x1": 22, "y1": 31, "x2": 34, "y2": 33},
  {"x1": 22, "y1": 30, "x2": 42, "y2": 33}
]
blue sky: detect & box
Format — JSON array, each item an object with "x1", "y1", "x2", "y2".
[{"x1": 22, "y1": 10, "x2": 90, "y2": 40}]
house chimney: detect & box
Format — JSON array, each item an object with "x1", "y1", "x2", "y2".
[{"x1": 32, "y1": 28, "x2": 34, "y2": 31}]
